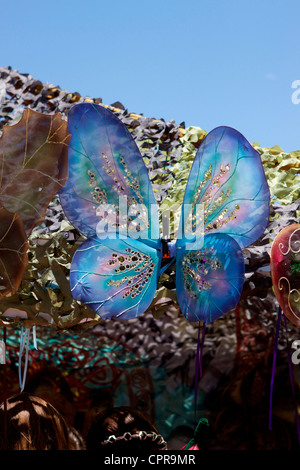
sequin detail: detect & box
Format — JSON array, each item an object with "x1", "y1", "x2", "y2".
[
  {"x1": 185, "y1": 164, "x2": 233, "y2": 237},
  {"x1": 87, "y1": 153, "x2": 150, "y2": 232},
  {"x1": 101, "y1": 152, "x2": 143, "y2": 205},
  {"x1": 87, "y1": 170, "x2": 108, "y2": 204},
  {"x1": 182, "y1": 248, "x2": 221, "y2": 298},
  {"x1": 187, "y1": 163, "x2": 241, "y2": 233},
  {"x1": 106, "y1": 248, "x2": 155, "y2": 299}
]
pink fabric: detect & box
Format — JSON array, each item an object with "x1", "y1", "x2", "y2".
[{"x1": 180, "y1": 444, "x2": 199, "y2": 450}]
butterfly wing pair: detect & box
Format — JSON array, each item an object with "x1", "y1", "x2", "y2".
[{"x1": 59, "y1": 103, "x2": 270, "y2": 323}]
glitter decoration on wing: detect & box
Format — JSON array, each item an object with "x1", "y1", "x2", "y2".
[
  {"x1": 176, "y1": 126, "x2": 270, "y2": 250},
  {"x1": 176, "y1": 233, "x2": 245, "y2": 323},
  {"x1": 59, "y1": 103, "x2": 162, "y2": 320},
  {"x1": 69, "y1": 237, "x2": 161, "y2": 320},
  {"x1": 176, "y1": 126, "x2": 270, "y2": 323},
  {"x1": 59, "y1": 103, "x2": 160, "y2": 247}
]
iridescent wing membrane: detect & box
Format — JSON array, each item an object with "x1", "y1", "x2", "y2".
[
  {"x1": 60, "y1": 105, "x2": 270, "y2": 323},
  {"x1": 59, "y1": 103, "x2": 159, "y2": 243},
  {"x1": 176, "y1": 126, "x2": 270, "y2": 323},
  {"x1": 59, "y1": 103, "x2": 161, "y2": 319}
]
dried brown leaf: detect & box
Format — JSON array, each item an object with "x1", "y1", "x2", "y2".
[
  {"x1": 0, "y1": 204, "x2": 28, "y2": 299},
  {"x1": 0, "y1": 108, "x2": 70, "y2": 235}
]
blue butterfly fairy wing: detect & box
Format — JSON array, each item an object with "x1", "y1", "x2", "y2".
[
  {"x1": 176, "y1": 126, "x2": 270, "y2": 250},
  {"x1": 176, "y1": 126, "x2": 270, "y2": 323},
  {"x1": 59, "y1": 102, "x2": 160, "y2": 249},
  {"x1": 176, "y1": 233, "x2": 245, "y2": 323},
  {"x1": 70, "y1": 236, "x2": 162, "y2": 320}
]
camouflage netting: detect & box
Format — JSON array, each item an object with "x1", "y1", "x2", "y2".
[
  {"x1": 0, "y1": 66, "x2": 300, "y2": 449},
  {"x1": 0, "y1": 66, "x2": 299, "y2": 335}
]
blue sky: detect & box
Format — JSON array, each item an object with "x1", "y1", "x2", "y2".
[{"x1": 2, "y1": 0, "x2": 300, "y2": 152}]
